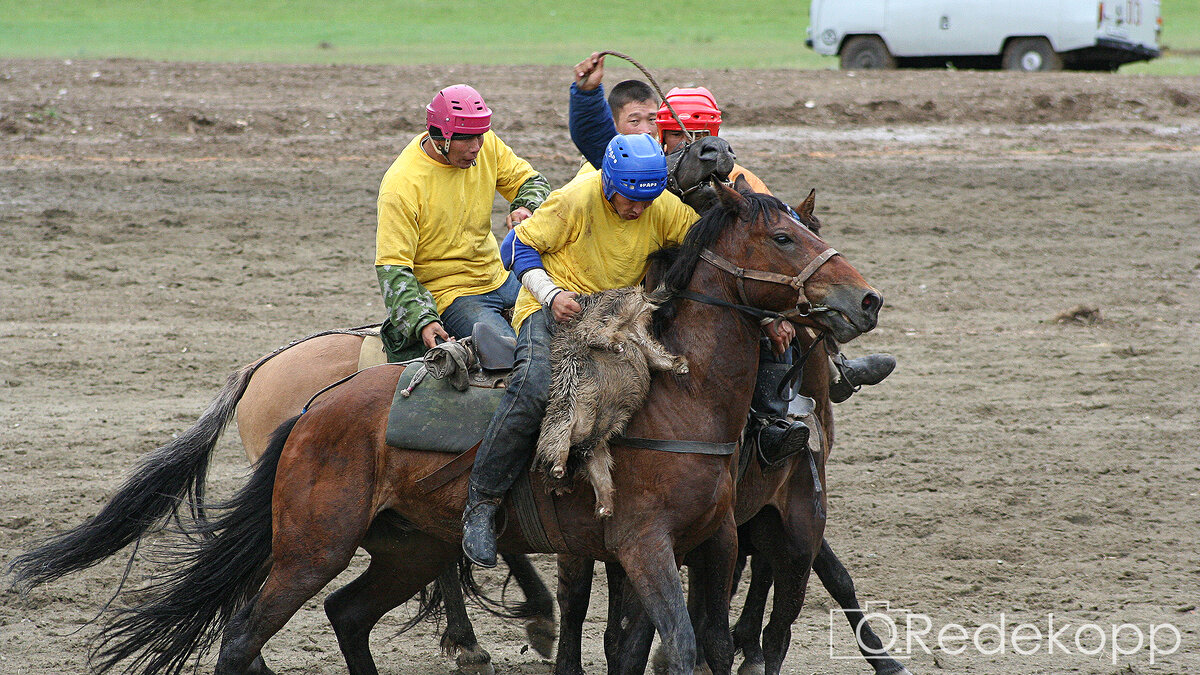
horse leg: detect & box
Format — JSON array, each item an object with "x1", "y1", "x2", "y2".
[
  {"x1": 609, "y1": 562, "x2": 658, "y2": 675},
  {"x1": 689, "y1": 515, "x2": 737, "y2": 675},
  {"x1": 216, "y1": 428, "x2": 377, "y2": 674},
  {"x1": 554, "y1": 554, "x2": 594, "y2": 675},
  {"x1": 615, "y1": 540, "x2": 696, "y2": 675},
  {"x1": 503, "y1": 553, "x2": 557, "y2": 658},
  {"x1": 752, "y1": 507, "x2": 822, "y2": 675},
  {"x1": 814, "y1": 539, "x2": 913, "y2": 675},
  {"x1": 731, "y1": 551, "x2": 773, "y2": 675},
  {"x1": 324, "y1": 533, "x2": 461, "y2": 675},
  {"x1": 437, "y1": 564, "x2": 495, "y2": 675},
  {"x1": 215, "y1": 535, "x2": 362, "y2": 675}
]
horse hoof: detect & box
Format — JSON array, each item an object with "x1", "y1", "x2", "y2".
[
  {"x1": 550, "y1": 466, "x2": 566, "y2": 479},
  {"x1": 737, "y1": 660, "x2": 765, "y2": 675},
  {"x1": 596, "y1": 506, "x2": 613, "y2": 518},
  {"x1": 878, "y1": 665, "x2": 915, "y2": 675},
  {"x1": 524, "y1": 615, "x2": 557, "y2": 658},
  {"x1": 454, "y1": 648, "x2": 495, "y2": 675},
  {"x1": 675, "y1": 363, "x2": 689, "y2": 375}
]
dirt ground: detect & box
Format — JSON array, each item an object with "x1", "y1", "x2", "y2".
[{"x1": 2, "y1": 59, "x2": 1199, "y2": 675}]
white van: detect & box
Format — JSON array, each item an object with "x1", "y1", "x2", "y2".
[{"x1": 807, "y1": 0, "x2": 1162, "y2": 71}]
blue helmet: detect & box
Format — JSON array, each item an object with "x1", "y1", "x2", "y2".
[{"x1": 601, "y1": 133, "x2": 668, "y2": 201}]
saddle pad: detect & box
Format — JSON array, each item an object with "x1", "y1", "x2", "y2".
[
  {"x1": 358, "y1": 334, "x2": 387, "y2": 371},
  {"x1": 385, "y1": 366, "x2": 504, "y2": 453}
]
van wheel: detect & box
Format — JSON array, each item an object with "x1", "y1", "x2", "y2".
[
  {"x1": 840, "y1": 36, "x2": 896, "y2": 70},
  {"x1": 1002, "y1": 38, "x2": 1063, "y2": 71}
]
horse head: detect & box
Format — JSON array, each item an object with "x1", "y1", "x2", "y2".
[
  {"x1": 665, "y1": 135, "x2": 736, "y2": 213},
  {"x1": 696, "y1": 177, "x2": 881, "y2": 343}
]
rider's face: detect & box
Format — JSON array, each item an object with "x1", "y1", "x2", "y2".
[
  {"x1": 608, "y1": 192, "x2": 654, "y2": 220},
  {"x1": 661, "y1": 129, "x2": 688, "y2": 153},
  {"x1": 614, "y1": 100, "x2": 658, "y2": 137},
  {"x1": 437, "y1": 134, "x2": 485, "y2": 168}
]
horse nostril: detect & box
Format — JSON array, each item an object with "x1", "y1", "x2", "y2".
[{"x1": 862, "y1": 291, "x2": 882, "y2": 315}]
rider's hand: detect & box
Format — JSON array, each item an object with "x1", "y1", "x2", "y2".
[
  {"x1": 573, "y1": 52, "x2": 605, "y2": 92},
  {"x1": 420, "y1": 321, "x2": 452, "y2": 349},
  {"x1": 505, "y1": 206, "x2": 533, "y2": 230},
  {"x1": 764, "y1": 318, "x2": 796, "y2": 356},
  {"x1": 550, "y1": 291, "x2": 582, "y2": 323}
]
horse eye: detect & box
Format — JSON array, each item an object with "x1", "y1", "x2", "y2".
[{"x1": 773, "y1": 234, "x2": 792, "y2": 245}]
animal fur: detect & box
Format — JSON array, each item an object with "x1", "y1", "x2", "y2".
[{"x1": 536, "y1": 287, "x2": 689, "y2": 518}]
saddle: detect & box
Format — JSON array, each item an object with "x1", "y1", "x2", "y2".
[{"x1": 384, "y1": 323, "x2": 516, "y2": 453}]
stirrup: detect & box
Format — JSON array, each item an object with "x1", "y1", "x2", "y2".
[{"x1": 755, "y1": 417, "x2": 810, "y2": 468}]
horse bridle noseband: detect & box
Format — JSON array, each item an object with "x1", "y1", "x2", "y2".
[{"x1": 698, "y1": 246, "x2": 840, "y2": 322}]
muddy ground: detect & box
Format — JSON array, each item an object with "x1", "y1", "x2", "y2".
[{"x1": 1, "y1": 59, "x2": 1198, "y2": 674}]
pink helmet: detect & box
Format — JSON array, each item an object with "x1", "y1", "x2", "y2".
[{"x1": 426, "y1": 84, "x2": 491, "y2": 139}]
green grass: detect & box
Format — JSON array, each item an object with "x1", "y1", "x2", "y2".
[{"x1": 0, "y1": 0, "x2": 1196, "y2": 73}]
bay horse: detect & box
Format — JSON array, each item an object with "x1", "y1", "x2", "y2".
[
  {"x1": 19, "y1": 181, "x2": 880, "y2": 675},
  {"x1": 6, "y1": 136, "x2": 738, "y2": 675},
  {"x1": 552, "y1": 187, "x2": 911, "y2": 675}
]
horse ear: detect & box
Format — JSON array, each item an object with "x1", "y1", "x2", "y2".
[
  {"x1": 732, "y1": 174, "x2": 753, "y2": 194},
  {"x1": 713, "y1": 176, "x2": 745, "y2": 210},
  {"x1": 795, "y1": 188, "x2": 816, "y2": 221}
]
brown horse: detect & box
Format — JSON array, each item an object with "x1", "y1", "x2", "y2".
[
  {"x1": 31, "y1": 182, "x2": 879, "y2": 675},
  {"x1": 552, "y1": 189, "x2": 911, "y2": 675},
  {"x1": 6, "y1": 134, "x2": 740, "y2": 675}
]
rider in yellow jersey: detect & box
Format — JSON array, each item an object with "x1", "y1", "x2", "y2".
[
  {"x1": 376, "y1": 85, "x2": 550, "y2": 361},
  {"x1": 462, "y1": 134, "x2": 695, "y2": 567}
]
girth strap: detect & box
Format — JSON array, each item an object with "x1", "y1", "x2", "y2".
[
  {"x1": 614, "y1": 436, "x2": 737, "y2": 456},
  {"x1": 416, "y1": 442, "x2": 481, "y2": 494}
]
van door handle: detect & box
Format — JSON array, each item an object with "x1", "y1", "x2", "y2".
[{"x1": 940, "y1": 15, "x2": 950, "y2": 30}]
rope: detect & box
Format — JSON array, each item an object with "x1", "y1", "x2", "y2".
[{"x1": 595, "y1": 50, "x2": 695, "y2": 144}]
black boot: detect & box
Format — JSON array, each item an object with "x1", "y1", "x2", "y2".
[
  {"x1": 462, "y1": 484, "x2": 501, "y2": 568},
  {"x1": 828, "y1": 352, "x2": 896, "y2": 404},
  {"x1": 752, "y1": 358, "x2": 811, "y2": 466}
]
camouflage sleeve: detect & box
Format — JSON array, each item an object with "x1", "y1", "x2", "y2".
[
  {"x1": 376, "y1": 265, "x2": 440, "y2": 349},
  {"x1": 510, "y1": 174, "x2": 551, "y2": 214}
]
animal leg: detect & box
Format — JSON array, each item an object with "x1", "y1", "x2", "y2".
[
  {"x1": 323, "y1": 533, "x2": 460, "y2": 675},
  {"x1": 502, "y1": 553, "x2": 557, "y2": 659},
  {"x1": 608, "y1": 562, "x2": 656, "y2": 675},
  {"x1": 615, "y1": 538, "x2": 697, "y2": 675},
  {"x1": 749, "y1": 508, "x2": 822, "y2": 675},
  {"x1": 437, "y1": 563, "x2": 494, "y2": 675},
  {"x1": 638, "y1": 337, "x2": 689, "y2": 375},
  {"x1": 554, "y1": 554, "x2": 594, "y2": 675},
  {"x1": 731, "y1": 552, "x2": 772, "y2": 675},
  {"x1": 585, "y1": 440, "x2": 616, "y2": 518},
  {"x1": 537, "y1": 402, "x2": 575, "y2": 483},
  {"x1": 688, "y1": 514, "x2": 737, "y2": 675},
  {"x1": 814, "y1": 539, "x2": 913, "y2": 675}
]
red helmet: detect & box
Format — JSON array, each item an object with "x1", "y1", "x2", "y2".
[
  {"x1": 656, "y1": 86, "x2": 722, "y2": 140},
  {"x1": 426, "y1": 84, "x2": 491, "y2": 139}
]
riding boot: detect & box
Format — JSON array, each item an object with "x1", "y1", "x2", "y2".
[
  {"x1": 462, "y1": 484, "x2": 502, "y2": 568},
  {"x1": 750, "y1": 347, "x2": 811, "y2": 466},
  {"x1": 828, "y1": 352, "x2": 897, "y2": 404}
]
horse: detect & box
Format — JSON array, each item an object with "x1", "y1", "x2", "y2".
[
  {"x1": 551, "y1": 187, "x2": 912, "y2": 675},
  {"x1": 12, "y1": 181, "x2": 879, "y2": 675},
  {"x1": 4, "y1": 135, "x2": 739, "y2": 675}
]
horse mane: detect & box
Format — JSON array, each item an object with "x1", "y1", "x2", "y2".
[{"x1": 647, "y1": 190, "x2": 790, "y2": 335}]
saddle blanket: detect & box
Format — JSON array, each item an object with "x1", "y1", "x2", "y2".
[{"x1": 385, "y1": 365, "x2": 504, "y2": 453}]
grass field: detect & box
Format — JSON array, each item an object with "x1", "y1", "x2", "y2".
[{"x1": 1, "y1": 0, "x2": 1197, "y2": 73}]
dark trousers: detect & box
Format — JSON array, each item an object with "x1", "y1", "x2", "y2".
[{"x1": 469, "y1": 309, "x2": 553, "y2": 498}]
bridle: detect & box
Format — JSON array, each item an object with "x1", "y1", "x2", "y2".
[
  {"x1": 665, "y1": 139, "x2": 732, "y2": 202},
  {"x1": 696, "y1": 244, "x2": 840, "y2": 323}
]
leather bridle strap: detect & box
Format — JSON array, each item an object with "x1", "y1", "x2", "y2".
[{"x1": 699, "y1": 247, "x2": 839, "y2": 307}]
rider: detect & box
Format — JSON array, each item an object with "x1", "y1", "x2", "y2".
[
  {"x1": 376, "y1": 84, "x2": 551, "y2": 361},
  {"x1": 461, "y1": 134, "x2": 700, "y2": 568},
  {"x1": 568, "y1": 56, "x2": 895, "y2": 448}
]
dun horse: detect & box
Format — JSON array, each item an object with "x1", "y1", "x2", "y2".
[{"x1": 12, "y1": 181, "x2": 881, "y2": 675}]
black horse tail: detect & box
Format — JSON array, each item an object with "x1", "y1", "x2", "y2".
[
  {"x1": 90, "y1": 416, "x2": 296, "y2": 675},
  {"x1": 8, "y1": 360, "x2": 259, "y2": 591}
]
